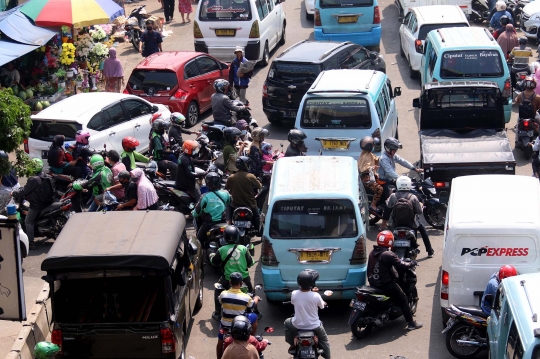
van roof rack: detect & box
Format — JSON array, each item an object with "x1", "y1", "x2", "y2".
[
  {"x1": 365, "y1": 70, "x2": 376, "y2": 90},
  {"x1": 520, "y1": 279, "x2": 538, "y2": 323},
  {"x1": 484, "y1": 28, "x2": 495, "y2": 41},
  {"x1": 319, "y1": 41, "x2": 353, "y2": 60},
  {"x1": 278, "y1": 40, "x2": 310, "y2": 58},
  {"x1": 437, "y1": 29, "x2": 446, "y2": 43}
]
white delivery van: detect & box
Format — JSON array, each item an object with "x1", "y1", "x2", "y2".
[
  {"x1": 440, "y1": 175, "x2": 540, "y2": 324},
  {"x1": 396, "y1": 0, "x2": 471, "y2": 18}
]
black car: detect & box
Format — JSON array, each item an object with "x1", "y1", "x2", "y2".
[{"x1": 262, "y1": 40, "x2": 386, "y2": 124}]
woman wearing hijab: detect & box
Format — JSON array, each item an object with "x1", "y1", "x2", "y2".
[
  {"x1": 130, "y1": 168, "x2": 159, "y2": 210},
  {"x1": 248, "y1": 128, "x2": 271, "y2": 178},
  {"x1": 103, "y1": 48, "x2": 124, "y2": 93},
  {"x1": 497, "y1": 24, "x2": 519, "y2": 59}
]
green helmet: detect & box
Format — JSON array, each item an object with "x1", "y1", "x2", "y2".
[
  {"x1": 34, "y1": 341, "x2": 60, "y2": 359},
  {"x1": 90, "y1": 154, "x2": 104, "y2": 170},
  {"x1": 73, "y1": 180, "x2": 84, "y2": 191},
  {"x1": 32, "y1": 158, "x2": 44, "y2": 174}
]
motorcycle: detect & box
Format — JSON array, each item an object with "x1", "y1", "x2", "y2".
[
  {"x1": 348, "y1": 261, "x2": 418, "y2": 339},
  {"x1": 515, "y1": 118, "x2": 537, "y2": 159},
  {"x1": 470, "y1": 0, "x2": 490, "y2": 23},
  {"x1": 392, "y1": 227, "x2": 419, "y2": 260},
  {"x1": 49, "y1": 172, "x2": 75, "y2": 199},
  {"x1": 442, "y1": 304, "x2": 489, "y2": 359},
  {"x1": 514, "y1": 71, "x2": 529, "y2": 98},
  {"x1": 232, "y1": 207, "x2": 256, "y2": 255},
  {"x1": 154, "y1": 180, "x2": 196, "y2": 215},
  {"x1": 409, "y1": 174, "x2": 447, "y2": 230},
  {"x1": 15, "y1": 198, "x2": 72, "y2": 240},
  {"x1": 220, "y1": 325, "x2": 272, "y2": 359},
  {"x1": 364, "y1": 181, "x2": 395, "y2": 226},
  {"x1": 123, "y1": 5, "x2": 148, "y2": 51}
]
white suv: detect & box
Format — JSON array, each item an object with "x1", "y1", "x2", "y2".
[
  {"x1": 521, "y1": 1, "x2": 540, "y2": 41},
  {"x1": 27, "y1": 93, "x2": 171, "y2": 170}
]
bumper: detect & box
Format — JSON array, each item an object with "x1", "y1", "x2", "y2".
[
  {"x1": 314, "y1": 26, "x2": 381, "y2": 47},
  {"x1": 194, "y1": 40, "x2": 261, "y2": 62},
  {"x1": 410, "y1": 52, "x2": 422, "y2": 72},
  {"x1": 262, "y1": 98, "x2": 298, "y2": 121},
  {"x1": 522, "y1": 18, "x2": 540, "y2": 38},
  {"x1": 504, "y1": 102, "x2": 511, "y2": 123},
  {"x1": 306, "y1": 6, "x2": 315, "y2": 15},
  {"x1": 130, "y1": 95, "x2": 186, "y2": 113},
  {"x1": 262, "y1": 267, "x2": 366, "y2": 301}
]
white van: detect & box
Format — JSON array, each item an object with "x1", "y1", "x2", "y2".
[
  {"x1": 395, "y1": 0, "x2": 471, "y2": 17},
  {"x1": 194, "y1": 0, "x2": 286, "y2": 65},
  {"x1": 440, "y1": 175, "x2": 540, "y2": 324}
]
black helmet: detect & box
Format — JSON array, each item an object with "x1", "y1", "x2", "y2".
[
  {"x1": 231, "y1": 315, "x2": 251, "y2": 341},
  {"x1": 205, "y1": 171, "x2": 221, "y2": 191},
  {"x1": 499, "y1": 15, "x2": 510, "y2": 27},
  {"x1": 224, "y1": 127, "x2": 242, "y2": 144},
  {"x1": 235, "y1": 156, "x2": 252, "y2": 172},
  {"x1": 288, "y1": 129, "x2": 307, "y2": 146},
  {"x1": 224, "y1": 225, "x2": 239, "y2": 244},
  {"x1": 384, "y1": 137, "x2": 402, "y2": 153},
  {"x1": 519, "y1": 36, "x2": 528, "y2": 45},
  {"x1": 297, "y1": 269, "x2": 319, "y2": 290},
  {"x1": 360, "y1": 136, "x2": 375, "y2": 152},
  {"x1": 117, "y1": 170, "x2": 131, "y2": 180},
  {"x1": 196, "y1": 134, "x2": 210, "y2": 147}
]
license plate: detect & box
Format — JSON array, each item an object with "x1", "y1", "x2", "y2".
[
  {"x1": 320, "y1": 140, "x2": 350, "y2": 150},
  {"x1": 393, "y1": 239, "x2": 411, "y2": 248},
  {"x1": 338, "y1": 15, "x2": 358, "y2": 23},
  {"x1": 518, "y1": 130, "x2": 534, "y2": 137},
  {"x1": 299, "y1": 251, "x2": 330, "y2": 262},
  {"x1": 299, "y1": 350, "x2": 315, "y2": 358},
  {"x1": 215, "y1": 29, "x2": 235, "y2": 36},
  {"x1": 233, "y1": 221, "x2": 251, "y2": 228},
  {"x1": 41, "y1": 150, "x2": 48, "y2": 159},
  {"x1": 282, "y1": 110, "x2": 297, "y2": 118},
  {"x1": 350, "y1": 299, "x2": 366, "y2": 311}
]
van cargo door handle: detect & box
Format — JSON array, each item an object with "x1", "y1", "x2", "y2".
[
  {"x1": 109, "y1": 132, "x2": 116, "y2": 136},
  {"x1": 135, "y1": 124, "x2": 141, "y2": 128}
]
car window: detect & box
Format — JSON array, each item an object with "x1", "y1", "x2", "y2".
[
  {"x1": 320, "y1": 0, "x2": 373, "y2": 8},
  {"x1": 382, "y1": 84, "x2": 391, "y2": 113},
  {"x1": 123, "y1": 100, "x2": 152, "y2": 119},
  {"x1": 128, "y1": 70, "x2": 178, "y2": 92},
  {"x1": 103, "y1": 104, "x2": 128, "y2": 127},
  {"x1": 198, "y1": 0, "x2": 252, "y2": 21},
  {"x1": 418, "y1": 23, "x2": 468, "y2": 41},
  {"x1": 268, "y1": 0, "x2": 274, "y2": 11},
  {"x1": 300, "y1": 98, "x2": 371, "y2": 129},
  {"x1": 87, "y1": 113, "x2": 106, "y2": 131},
  {"x1": 196, "y1": 56, "x2": 220, "y2": 74},
  {"x1": 341, "y1": 47, "x2": 369, "y2": 69},
  {"x1": 184, "y1": 60, "x2": 200, "y2": 79},
  {"x1": 387, "y1": 79, "x2": 394, "y2": 98},
  {"x1": 376, "y1": 94, "x2": 387, "y2": 125},
  {"x1": 506, "y1": 321, "x2": 525, "y2": 359},
  {"x1": 255, "y1": 0, "x2": 268, "y2": 19},
  {"x1": 30, "y1": 121, "x2": 82, "y2": 141},
  {"x1": 440, "y1": 50, "x2": 504, "y2": 78},
  {"x1": 428, "y1": 47, "x2": 438, "y2": 76},
  {"x1": 403, "y1": 12, "x2": 412, "y2": 28},
  {"x1": 408, "y1": 15, "x2": 418, "y2": 33}
]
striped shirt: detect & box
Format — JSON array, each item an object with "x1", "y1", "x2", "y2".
[{"x1": 219, "y1": 288, "x2": 253, "y2": 327}]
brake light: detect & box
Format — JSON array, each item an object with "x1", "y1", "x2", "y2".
[
  {"x1": 51, "y1": 329, "x2": 62, "y2": 349},
  {"x1": 171, "y1": 89, "x2": 188, "y2": 100},
  {"x1": 193, "y1": 21, "x2": 203, "y2": 38},
  {"x1": 161, "y1": 328, "x2": 176, "y2": 354},
  {"x1": 441, "y1": 270, "x2": 449, "y2": 300},
  {"x1": 123, "y1": 88, "x2": 129, "y2": 94},
  {"x1": 201, "y1": 124, "x2": 209, "y2": 131},
  {"x1": 355, "y1": 292, "x2": 364, "y2": 301},
  {"x1": 301, "y1": 339, "x2": 312, "y2": 346},
  {"x1": 520, "y1": 74, "x2": 527, "y2": 80},
  {"x1": 239, "y1": 211, "x2": 247, "y2": 217},
  {"x1": 261, "y1": 236, "x2": 279, "y2": 266},
  {"x1": 373, "y1": 6, "x2": 380, "y2": 24},
  {"x1": 249, "y1": 20, "x2": 260, "y2": 38},
  {"x1": 523, "y1": 120, "x2": 530, "y2": 129},
  {"x1": 23, "y1": 139, "x2": 29, "y2": 153},
  {"x1": 315, "y1": 9, "x2": 321, "y2": 26},
  {"x1": 397, "y1": 230, "x2": 406, "y2": 238},
  {"x1": 263, "y1": 82, "x2": 268, "y2": 98},
  {"x1": 434, "y1": 182, "x2": 447, "y2": 188},
  {"x1": 350, "y1": 235, "x2": 366, "y2": 265},
  {"x1": 503, "y1": 77, "x2": 512, "y2": 97}
]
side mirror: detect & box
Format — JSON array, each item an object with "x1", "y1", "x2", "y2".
[
  {"x1": 414, "y1": 39, "x2": 424, "y2": 54},
  {"x1": 220, "y1": 62, "x2": 229, "y2": 70},
  {"x1": 439, "y1": 191, "x2": 449, "y2": 205},
  {"x1": 412, "y1": 98, "x2": 420, "y2": 108},
  {"x1": 369, "y1": 52, "x2": 378, "y2": 61},
  {"x1": 151, "y1": 105, "x2": 159, "y2": 113},
  {"x1": 188, "y1": 241, "x2": 198, "y2": 255},
  {"x1": 393, "y1": 87, "x2": 402, "y2": 97}
]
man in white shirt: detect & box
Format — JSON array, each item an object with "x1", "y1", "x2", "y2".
[{"x1": 284, "y1": 269, "x2": 330, "y2": 359}]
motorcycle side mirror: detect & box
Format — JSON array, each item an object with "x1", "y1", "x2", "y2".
[
  {"x1": 264, "y1": 327, "x2": 274, "y2": 333},
  {"x1": 214, "y1": 283, "x2": 224, "y2": 290},
  {"x1": 439, "y1": 191, "x2": 449, "y2": 205}
]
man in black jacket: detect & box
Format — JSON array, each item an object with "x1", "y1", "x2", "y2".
[
  {"x1": 367, "y1": 230, "x2": 423, "y2": 331},
  {"x1": 176, "y1": 140, "x2": 206, "y2": 202}
]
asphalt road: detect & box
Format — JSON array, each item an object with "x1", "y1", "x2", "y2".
[{"x1": 21, "y1": 0, "x2": 534, "y2": 357}]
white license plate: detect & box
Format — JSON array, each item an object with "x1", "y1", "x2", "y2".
[
  {"x1": 234, "y1": 221, "x2": 251, "y2": 228},
  {"x1": 299, "y1": 350, "x2": 315, "y2": 358},
  {"x1": 349, "y1": 299, "x2": 366, "y2": 311},
  {"x1": 393, "y1": 239, "x2": 411, "y2": 247}
]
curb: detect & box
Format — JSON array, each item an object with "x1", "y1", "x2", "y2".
[{"x1": 4, "y1": 283, "x2": 51, "y2": 359}]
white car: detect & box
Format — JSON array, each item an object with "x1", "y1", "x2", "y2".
[
  {"x1": 521, "y1": 1, "x2": 540, "y2": 41},
  {"x1": 27, "y1": 93, "x2": 171, "y2": 171},
  {"x1": 0, "y1": 215, "x2": 29, "y2": 259},
  {"x1": 305, "y1": 0, "x2": 315, "y2": 19},
  {"x1": 399, "y1": 5, "x2": 469, "y2": 78}
]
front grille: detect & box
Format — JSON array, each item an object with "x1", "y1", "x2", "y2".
[{"x1": 268, "y1": 99, "x2": 299, "y2": 109}]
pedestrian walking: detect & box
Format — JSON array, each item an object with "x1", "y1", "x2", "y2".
[
  {"x1": 139, "y1": 20, "x2": 163, "y2": 57},
  {"x1": 229, "y1": 46, "x2": 253, "y2": 105},
  {"x1": 162, "y1": 0, "x2": 175, "y2": 23},
  {"x1": 178, "y1": 0, "x2": 192, "y2": 23},
  {"x1": 103, "y1": 48, "x2": 124, "y2": 93}
]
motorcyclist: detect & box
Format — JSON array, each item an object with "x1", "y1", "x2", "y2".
[
  {"x1": 192, "y1": 172, "x2": 231, "y2": 246},
  {"x1": 176, "y1": 140, "x2": 206, "y2": 202},
  {"x1": 378, "y1": 137, "x2": 423, "y2": 230},
  {"x1": 490, "y1": 1, "x2": 513, "y2": 32},
  {"x1": 47, "y1": 135, "x2": 82, "y2": 178},
  {"x1": 168, "y1": 112, "x2": 200, "y2": 149},
  {"x1": 516, "y1": 76, "x2": 540, "y2": 130},
  {"x1": 358, "y1": 136, "x2": 383, "y2": 211},
  {"x1": 121, "y1": 136, "x2": 150, "y2": 172},
  {"x1": 225, "y1": 156, "x2": 262, "y2": 232},
  {"x1": 492, "y1": 15, "x2": 512, "y2": 39},
  {"x1": 211, "y1": 79, "x2": 246, "y2": 127},
  {"x1": 387, "y1": 176, "x2": 435, "y2": 258},
  {"x1": 72, "y1": 130, "x2": 95, "y2": 178},
  {"x1": 222, "y1": 315, "x2": 268, "y2": 359},
  {"x1": 285, "y1": 129, "x2": 307, "y2": 157},
  {"x1": 33, "y1": 341, "x2": 60, "y2": 359},
  {"x1": 367, "y1": 230, "x2": 423, "y2": 331},
  {"x1": 248, "y1": 128, "x2": 270, "y2": 178},
  {"x1": 510, "y1": 36, "x2": 533, "y2": 59},
  {"x1": 73, "y1": 154, "x2": 113, "y2": 212},
  {"x1": 284, "y1": 269, "x2": 331, "y2": 359},
  {"x1": 481, "y1": 265, "x2": 518, "y2": 315},
  {"x1": 108, "y1": 170, "x2": 138, "y2": 211},
  {"x1": 223, "y1": 127, "x2": 243, "y2": 173},
  {"x1": 150, "y1": 117, "x2": 178, "y2": 180}
]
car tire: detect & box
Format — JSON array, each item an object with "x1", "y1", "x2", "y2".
[
  {"x1": 306, "y1": 11, "x2": 313, "y2": 20},
  {"x1": 186, "y1": 101, "x2": 199, "y2": 127},
  {"x1": 279, "y1": 23, "x2": 286, "y2": 45},
  {"x1": 400, "y1": 38, "x2": 405, "y2": 57},
  {"x1": 20, "y1": 242, "x2": 26, "y2": 263},
  {"x1": 260, "y1": 43, "x2": 270, "y2": 67}
]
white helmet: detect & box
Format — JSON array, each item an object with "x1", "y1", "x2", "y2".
[
  {"x1": 396, "y1": 176, "x2": 412, "y2": 191},
  {"x1": 496, "y1": 1, "x2": 506, "y2": 11}
]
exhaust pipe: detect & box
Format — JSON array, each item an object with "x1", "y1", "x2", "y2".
[{"x1": 456, "y1": 340, "x2": 487, "y2": 348}]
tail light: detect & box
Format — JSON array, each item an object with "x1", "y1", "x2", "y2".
[
  {"x1": 355, "y1": 292, "x2": 364, "y2": 301},
  {"x1": 315, "y1": 9, "x2": 321, "y2": 26},
  {"x1": 350, "y1": 235, "x2": 366, "y2": 265},
  {"x1": 441, "y1": 270, "x2": 449, "y2": 300},
  {"x1": 397, "y1": 230, "x2": 406, "y2": 238},
  {"x1": 262, "y1": 82, "x2": 268, "y2": 98},
  {"x1": 373, "y1": 6, "x2": 380, "y2": 24},
  {"x1": 249, "y1": 20, "x2": 260, "y2": 38},
  {"x1": 523, "y1": 120, "x2": 530, "y2": 129},
  {"x1": 161, "y1": 328, "x2": 176, "y2": 354},
  {"x1": 433, "y1": 78, "x2": 438, "y2": 82},
  {"x1": 193, "y1": 21, "x2": 203, "y2": 38},
  {"x1": 238, "y1": 210, "x2": 248, "y2": 217},
  {"x1": 24, "y1": 139, "x2": 29, "y2": 153},
  {"x1": 51, "y1": 329, "x2": 63, "y2": 351},
  {"x1": 503, "y1": 77, "x2": 512, "y2": 97},
  {"x1": 171, "y1": 89, "x2": 188, "y2": 100},
  {"x1": 261, "y1": 236, "x2": 279, "y2": 266},
  {"x1": 520, "y1": 73, "x2": 527, "y2": 80},
  {"x1": 434, "y1": 182, "x2": 448, "y2": 188},
  {"x1": 123, "y1": 88, "x2": 129, "y2": 94},
  {"x1": 301, "y1": 339, "x2": 312, "y2": 346},
  {"x1": 201, "y1": 123, "x2": 209, "y2": 131}
]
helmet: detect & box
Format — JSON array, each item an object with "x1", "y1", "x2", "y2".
[
  {"x1": 524, "y1": 76, "x2": 537, "y2": 90},
  {"x1": 196, "y1": 134, "x2": 210, "y2": 147},
  {"x1": 213, "y1": 79, "x2": 230, "y2": 93},
  {"x1": 90, "y1": 154, "x2": 105, "y2": 170},
  {"x1": 205, "y1": 171, "x2": 221, "y2": 191},
  {"x1": 251, "y1": 128, "x2": 269, "y2": 142},
  {"x1": 170, "y1": 112, "x2": 186, "y2": 127},
  {"x1": 496, "y1": 0, "x2": 506, "y2": 11},
  {"x1": 52, "y1": 135, "x2": 65, "y2": 147},
  {"x1": 117, "y1": 170, "x2": 131, "y2": 180},
  {"x1": 288, "y1": 129, "x2": 307, "y2": 145},
  {"x1": 224, "y1": 225, "x2": 239, "y2": 244},
  {"x1": 297, "y1": 269, "x2": 319, "y2": 290},
  {"x1": 360, "y1": 136, "x2": 375, "y2": 152},
  {"x1": 75, "y1": 130, "x2": 91, "y2": 145},
  {"x1": 377, "y1": 230, "x2": 394, "y2": 248},
  {"x1": 32, "y1": 158, "x2": 44, "y2": 174},
  {"x1": 182, "y1": 140, "x2": 200, "y2": 156},
  {"x1": 122, "y1": 136, "x2": 140, "y2": 152},
  {"x1": 261, "y1": 142, "x2": 273, "y2": 155},
  {"x1": 519, "y1": 36, "x2": 528, "y2": 45},
  {"x1": 230, "y1": 315, "x2": 251, "y2": 341},
  {"x1": 384, "y1": 137, "x2": 402, "y2": 153},
  {"x1": 499, "y1": 15, "x2": 510, "y2": 27},
  {"x1": 224, "y1": 127, "x2": 242, "y2": 144},
  {"x1": 34, "y1": 342, "x2": 60, "y2": 359},
  {"x1": 396, "y1": 175, "x2": 412, "y2": 191},
  {"x1": 236, "y1": 119, "x2": 248, "y2": 131},
  {"x1": 152, "y1": 118, "x2": 168, "y2": 133},
  {"x1": 235, "y1": 156, "x2": 252, "y2": 172},
  {"x1": 498, "y1": 265, "x2": 518, "y2": 280}
]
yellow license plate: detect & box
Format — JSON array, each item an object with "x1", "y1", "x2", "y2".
[
  {"x1": 320, "y1": 140, "x2": 349, "y2": 150},
  {"x1": 299, "y1": 251, "x2": 330, "y2": 262},
  {"x1": 215, "y1": 29, "x2": 235, "y2": 36},
  {"x1": 338, "y1": 16, "x2": 358, "y2": 23}
]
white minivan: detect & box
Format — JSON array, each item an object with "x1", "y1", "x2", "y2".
[
  {"x1": 440, "y1": 175, "x2": 540, "y2": 324},
  {"x1": 194, "y1": 0, "x2": 286, "y2": 65},
  {"x1": 395, "y1": 0, "x2": 471, "y2": 17}
]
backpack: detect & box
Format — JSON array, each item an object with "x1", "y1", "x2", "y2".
[
  {"x1": 519, "y1": 93, "x2": 536, "y2": 119},
  {"x1": 392, "y1": 192, "x2": 415, "y2": 227},
  {"x1": 38, "y1": 174, "x2": 55, "y2": 205}
]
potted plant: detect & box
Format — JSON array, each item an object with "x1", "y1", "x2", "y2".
[
  {"x1": 55, "y1": 69, "x2": 66, "y2": 88},
  {"x1": 61, "y1": 25, "x2": 70, "y2": 43},
  {"x1": 75, "y1": 73, "x2": 83, "y2": 87}
]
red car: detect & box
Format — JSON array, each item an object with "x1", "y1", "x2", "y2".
[{"x1": 124, "y1": 51, "x2": 229, "y2": 127}]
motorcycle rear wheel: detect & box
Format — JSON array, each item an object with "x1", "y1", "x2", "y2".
[
  {"x1": 408, "y1": 287, "x2": 418, "y2": 315},
  {"x1": 53, "y1": 216, "x2": 68, "y2": 239},
  {"x1": 351, "y1": 315, "x2": 373, "y2": 339},
  {"x1": 423, "y1": 203, "x2": 447, "y2": 230},
  {"x1": 132, "y1": 29, "x2": 141, "y2": 52},
  {"x1": 446, "y1": 322, "x2": 485, "y2": 359}
]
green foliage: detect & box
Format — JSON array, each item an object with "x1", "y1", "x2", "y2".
[{"x1": 0, "y1": 88, "x2": 35, "y2": 177}]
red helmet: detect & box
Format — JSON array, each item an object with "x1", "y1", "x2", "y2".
[
  {"x1": 377, "y1": 230, "x2": 394, "y2": 248},
  {"x1": 122, "y1": 137, "x2": 140, "y2": 152},
  {"x1": 498, "y1": 265, "x2": 518, "y2": 280},
  {"x1": 182, "y1": 140, "x2": 200, "y2": 156}
]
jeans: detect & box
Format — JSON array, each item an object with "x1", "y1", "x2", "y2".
[
  {"x1": 157, "y1": 160, "x2": 178, "y2": 181},
  {"x1": 377, "y1": 281, "x2": 413, "y2": 323},
  {"x1": 25, "y1": 207, "x2": 41, "y2": 243},
  {"x1": 284, "y1": 318, "x2": 331, "y2": 359},
  {"x1": 381, "y1": 182, "x2": 395, "y2": 220},
  {"x1": 213, "y1": 276, "x2": 254, "y2": 314},
  {"x1": 162, "y1": 0, "x2": 175, "y2": 21}
]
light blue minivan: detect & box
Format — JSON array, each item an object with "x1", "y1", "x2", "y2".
[
  {"x1": 313, "y1": 0, "x2": 381, "y2": 51},
  {"x1": 261, "y1": 156, "x2": 369, "y2": 301}
]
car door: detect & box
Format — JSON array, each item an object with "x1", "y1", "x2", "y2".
[
  {"x1": 121, "y1": 99, "x2": 154, "y2": 151},
  {"x1": 488, "y1": 288, "x2": 512, "y2": 358},
  {"x1": 267, "y1": 0, "x2": 280, "y2": 49},
  {"x1": 183, "y1": 59, "x2": 207, "y2": 112},
  {"x1": 374, "y1": 86, "x2": 394, "y2": 145},
  {"x1": 385, "y1": 80, "x2": 398, "y2": 136},
  {"x1": 101, "y1": 102, "x2": 134, "y2": 152},
  {"x1": 404, "y1": 12, "x2": 418, "y2": 63},
  {"x1": 400, "y1": 12, "x2": 412, "y2": 57},
  {"x1": 254, "y1": 0, "x2": 273, "y2": 50},
  {"x1": 195, "y1": 56, "x2": 223, "y2": 112},
  {"x1": 187, "y1": 240, "x2": 200, "y2": 316},
  {"x1": 85, "y1": 113, "x2": 111, "y2": 153}
]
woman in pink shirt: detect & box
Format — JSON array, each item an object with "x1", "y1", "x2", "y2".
[{"x1": 106, "y1": 150, "x2": 126, "y2": 201}]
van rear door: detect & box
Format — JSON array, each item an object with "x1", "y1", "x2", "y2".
[{"x1": 318, "y1": 0, "x2": 375, "y2": 34}]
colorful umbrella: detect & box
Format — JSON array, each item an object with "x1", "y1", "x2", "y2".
[{"x1": 20, "y1": 0, "x2": 124, "y2": 28}]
